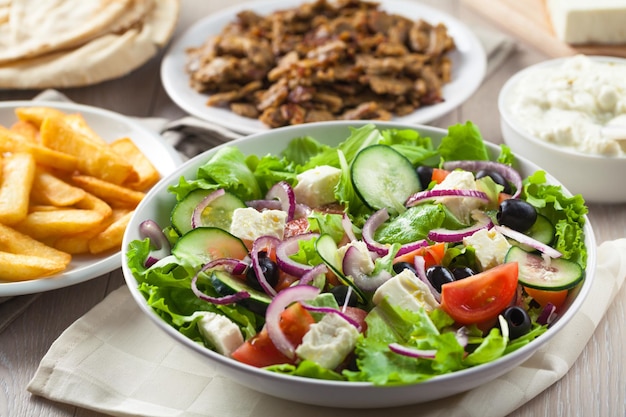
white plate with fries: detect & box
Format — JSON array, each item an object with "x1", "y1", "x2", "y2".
[
  {"x1": 161, "y1": 0, "x2": 487, "y2": 134},
  {"x1": 0, "y1": 101, "x2": 183, "y2": 296}
]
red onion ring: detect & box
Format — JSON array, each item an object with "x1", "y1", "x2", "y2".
[
  {"x1": 251, "y1": 236, "x2": 281, "y2": 297},
  {"x1": 265, "y1": 181, "x2": 297, "y2": 221},
  {"x1": 191, "y1": 259, "x2": 251, "y2": 304},
  {"x1": 342, "y1": 213, "x2": 358, "y2": 242},
  {"x1": 493, "y1": 225, "x2": 562, "y2": 258},
  {"x1": 413, "y1": 255, "x2": 441, "y2": 303},
  {"x1": 537, "y1": 302, "x2": 558, "y2": 325},
  {"x1": 191, "y1": 189, "x2": 225, "y2": 229},
  {"x1": 443, "y1": 160, "x2": 523, "y2": 199},
  {"x1": 405, "y1": 189, "x2": 489, "y2": 207},
  {"x1": 388, "y1": 342, "x2": 437, "y2": 359},
  {"x1": 427, "y1": 212, "x2": 493, "y2": 243},
  {"x1": 265, "y1": 285, "x2": 321, "y2": 359},
  {"x1": 361, "y1": 208, "x2": 391, "y2": 256},
  {"x1": 246, "y1": 199, "x2": 311, "y2": 219},
  {"x1": 342, "y1": 245, "x2": 392, "y2": 292},
  {"x1": 275, "y1": 232, "x2": 320, "y2": 277},
  {"x1": 298, "y1": 263, "x2": 327, "y2": 286},
  {"x1": 300, "y1": 303, "x2": 362, "y2": 331}
]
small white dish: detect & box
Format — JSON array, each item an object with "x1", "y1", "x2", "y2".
[
  {"x1": 0, "y1": 101, "x2": 183, "y2": 297},
  {"x1": 161, "y1": 0, "x2": 486, "y2": 134}
]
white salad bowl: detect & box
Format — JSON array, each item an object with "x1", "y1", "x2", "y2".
[
  {"x1": 498, "y1": 55, "x2": 626, "y2": 204},
  {"x1": 121, "y1": 121, "x2": 596, "y2": 408}
]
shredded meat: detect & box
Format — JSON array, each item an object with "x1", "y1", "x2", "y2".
[{"x1": 186, "y1": 0, "x2": 455, "y2": 128}]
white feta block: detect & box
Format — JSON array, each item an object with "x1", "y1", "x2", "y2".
[
  {"x1": 197, "y1": 312, "x2": 244, "y2": 357},
  {"x1": 372, "y1": 269, "x2": 439, "y2": 312},
  {"x1": 293, "y1": 165, "x2": 341, "y2": 208},
  {"x1": 230, "y1": 207, "x2": 287, "y2": 242},
  {"x1": 463, "y1": 228, "x2": 512, "y2": 271},
  {"x1": 295, "y1": 313, "x2": 359, "y2": 369}
]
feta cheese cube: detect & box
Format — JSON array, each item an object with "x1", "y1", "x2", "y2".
[
  {"x1": 372, "y1": 268, "x2": 439, "y2": 312},
  {"x1": 197, "y1": 312, "x2": 244, "y2": 357},
  {"x1": 547, "y1": 0, "x2": 626, "y2": 45},
  {"x1": 433, "y1": 170, "x2": 483, "y2": 223},
  {"x1": 295, "y1": 313, "x2": 359, "y2": 369},
  {"x1": 293, "y1": 165, "x2": 341, "y2": 208},
  {"x1": 229, "y1": 207, "x2": 287, "y2": 242},
  {"x1": 463, "y1": 228, "x2": 512, "y2": 270},
  {"x1": 337, "y1": 240, "x2": 374, "y2": 275}
]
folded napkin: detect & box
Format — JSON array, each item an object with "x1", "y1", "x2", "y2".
[{"x1": 27, "y1": 239, "x2": 626, "y2": 417}]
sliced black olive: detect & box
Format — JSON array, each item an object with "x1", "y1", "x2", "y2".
[
  {"x1": 476, "y1": 169, "x2": 512, "y2": 194},
  {"x1": 246, "y1": 251, "x2": 279, "y2": 290},
  {"x1": 502, "y1": 305, "x2": 532, "y2": 339},
  {"x1": 393, "y1": 261, "x2": 417, "y2": 275},
  {"x1": 329, "y1": 285, "x2": 358, "y2": 307},
  {"x1": 426, "y1": 265, "x2": 455, "y2": 292},
  {"x1": 451, "y1": 266, "x2": 475, "y2": 280},
  {"x1": 497, "y1": 199, "x2": 537, "y2": 232},
  {"x1": 416, "y1": 165, "x2": 433, "y2": 189}
]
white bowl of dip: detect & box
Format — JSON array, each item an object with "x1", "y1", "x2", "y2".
[{"x1": 498, "y1": 55, "x2": 626, "y2": 204}]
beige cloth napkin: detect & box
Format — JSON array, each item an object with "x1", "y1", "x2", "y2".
[{"x1": 27, "y1": 238, "x2": 626, "y2": 417}]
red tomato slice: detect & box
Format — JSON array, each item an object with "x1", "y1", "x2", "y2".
[
  {"x1": 431, "y1": 168, "x2": 450, "y2": 184},
  {"x1": 524, "y1": 286, "x2": 568, "y2": 311},
  {"x1": 393, "y1": 242, "x2": 446, "y2": 269},
  {"x1": 440, "y1": 262, "x2": 519, "y2": 325},
  {"x1": 231, "y1": 302, "x2": 314, "y2": 367}
]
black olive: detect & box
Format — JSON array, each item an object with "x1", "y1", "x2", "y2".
[
  {"x1": 416, "y1": 165, "x2": 433, "y2": 189},
  {"x1": 497, "y1": 199, "x2": 537, "y2": 232},
  {"x1": 475, "y1": 169, "x2": 512, "y2": 194},
  {"x1": 245, "y1": 251, "x2": 279, "y2": 290},
  {"x1": 426, "y1": 265, "x2": 455, "y2": 292},
  {"x1": 451, "y1": 266, "x2": 475, "y2": 280},
  {"x1": 329, "y1": 285, "x2": 358, "y2": 307},
  {"x1": 501, "y1": 305, "x2": 532, "y2": 340},
  {"x1": 393, "y1": 261, "x2": 417, "y2": 275}
]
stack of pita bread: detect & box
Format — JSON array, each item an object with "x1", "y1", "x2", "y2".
[{"x1": 0, "y1": 0, "x2": 179, "y2": 89}]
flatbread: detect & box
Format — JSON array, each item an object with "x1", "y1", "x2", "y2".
[{"x1": 0, "y1": 0, "x2": 180, "y2": 88}]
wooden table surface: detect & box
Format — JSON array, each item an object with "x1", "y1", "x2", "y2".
[{"x1": 1, "y1": 1, "x2": 625, "y2": 416}]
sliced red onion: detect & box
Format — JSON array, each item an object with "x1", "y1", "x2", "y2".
[
  {"x1": 405, "y1": 189, "x2": 489, "y2": 207},
  {"x1": 428, "y1": 211, "x2": 493, "y2": 243},
  {"x1": 537, "y1": 302, "x2": 558, "y2": 325},
  {"x1": 265, "y1": 181, "x2": 296, "y2": 221},
  {"x1": 246, "y1": 199, "x2": 311, "y2": 219},
  {"x1": 343, "y1": 245, "x2": 392, "y2": 292},
  {"x1": 388, "y1": 342, "x2": 437, "y2": 359},
  {"x1": 300, "y1": 303, "x2": 362, "y2": 331},
  {"x1": 443, "y1": 160, "x2": 523, "y2": 199},
  {"x1": 455, "y1": 326, "x2": 469, "y2": 348},
  {"x1": 498, "y1": 315, "x2": 510, "y2": 340},
  {"x1": 275, "y1": 233, "x2": 320, "y2": 277},
  {"x1": 298, "y1": 263, "x2": 327, "y2": 286},
  {"x1": 413, "y1": 255, "x2": 441, "y2": 303},
  {"x1": 251, "y1": 236, "x2": 281, "y2": 297},
  {"x1": 191, "y1": 259, "x2": 251, "y2": 305},
  {"x1": 342, "y1": 213, "x2": 358, "y2": 242},
  {"x1": 265, "y1": 285, "x2": 321, "y2": 359},
  {"x1": 396, "y1": 239, "x2": 430, "y2": 256},
  {"x1": 361, "y1": 208, "x2": 390, "y2": 256},
  {"x1": 139, "y1": 219, "x2": 171, "y2": 267},
  {"x1": 191, "y1": 189, "x2": 225, "y2": 229},
  {"x1": 493, "y1": 225, "x2": 562, "y2": 258}
]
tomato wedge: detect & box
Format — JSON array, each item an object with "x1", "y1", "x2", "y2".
[
  {"x1": 440, "y1": 262, "x2": 519, "y2": 325},
  {"x1": 393, "y1": 242, "x2": 446, "y2": 269},
  {"x1": 524, "y1": 286, "x2": 569, "y2": 311}
]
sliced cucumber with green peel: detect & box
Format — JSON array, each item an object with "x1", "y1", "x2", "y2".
[
  {"x1": 172, "y1": 227, "x2": 248, "y2": 267},
  {"x1": 525, "y1": 214, "x2": 555, "y2": 246},
  {"x1": 351, "y1": 144, "x2": 421, "y2": 214},
  {"x1": 171, "y1": 189, "x2": 245, "y2": 235},
  {"x1": 315, "y1": 233, "x2": 366, "y2": 303},
  {"x1": 505, "y1": 245, "x2": 583, "y2": 291},
  {"x1": 210, "y1": 270, "x2": 271, "y2": 313}
]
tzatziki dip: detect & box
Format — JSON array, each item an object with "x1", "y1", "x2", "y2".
[{"x1": 507, "y1": 54, "x2": 626, "y2": 157}]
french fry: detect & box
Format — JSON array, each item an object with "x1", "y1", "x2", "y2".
[
  {"x1": 0, "y1": 223, "x2": 71, "y2": 265},
  {"x1": 14, "y1": 209, "x2": 105, "y2": 240},
  {"x1": 0, "y1": 152, "x2": 36, "y2": 225},
  {"x1": 0, "y1": 252, "x2": 68, "y2": 281},
  {"x1": 40, "y1": 116, "x2": 134, "y2": 184},
  {"x1": 30, "y1": 167, "x2": 86, "y2": 206},
  {"x1": 14, "y1": 106, "x2": 67, "y2": 128},
  {"x1": 110, "y1": 137, "x2": 160, "y2": 191},
  {"x1": 63, "y1": 113, "x2": 108, "y2": 146},
  {"x1": 73, "y1": 191, "x2": 113, "y2": 218},
  {"x1": 71, "y1": 175, "x2": 145, "y2": 207},
  {"x1": 10, "y1": 120, "x2": 39, "y2": 143},
  {"x1": 0, "y1": 125, "x2": 78, "y2": 172},
  {"x1": 88, "y1": 209, "x2": 134, "y2": 254}
]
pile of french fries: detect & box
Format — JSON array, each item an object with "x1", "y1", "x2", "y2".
[{"x1": 0, "y1": 106, "x2": 160, "y2": 282}]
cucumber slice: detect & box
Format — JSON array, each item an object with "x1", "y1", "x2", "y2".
[
  {"x1": 505, "y1": 246, "x2": 583, "y2": 291},
  {"x1": 210, "y1": 270, "x2": 271, "y2": 313},
  {"x1": 351, "y1": 144, "x2": 421, "y2": 214},
  {"x1": 172, "y1": 227, "x2": 248, "y2": 267},
  {"x1": 171, "y1": 189, "x2": 245, "y2": 235},
  {"x1": 315, "y1": 234, "x2": 366, "y2": 303},
  {"x1": 525, "y1": 214, "x2": 555, "y2": 245}
]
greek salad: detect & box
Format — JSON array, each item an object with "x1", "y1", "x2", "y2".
[{"x1": 126, "y1": 122, "x2": 588, "y2": 385}]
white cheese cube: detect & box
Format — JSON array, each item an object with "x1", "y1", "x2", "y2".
[
  {"x1": 197, "y1": 312, "x2": 244, "y2": 357},
  {"x1": 293, "y1": 165, "x2": 341, "y2": 208},
  {"x1": 337, "y1": 240, "x2": 375, "y2": 275},
  {"x1": 463, "y1": 228, "x2": 512, "y2": 271},
  {"x1": 547, "y1": 0, "x2": 626, "y2": 45},
  {"x1": 229, "y1": 207, "x2": 287, "y2": 242},
  {"x1": 433, "y1": 170, "x2": 483, "y2": 224},
  {"x1": 295, "y1": 313, "x2": 359, "y2": 369},
  {"x1": 372, "y1": 269, "x2": 439, "y2": 312}
]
